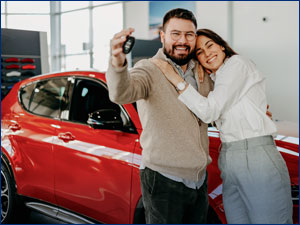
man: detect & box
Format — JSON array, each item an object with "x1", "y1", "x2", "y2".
[{"x1": 107, "y1": 8, "x2": 213, "y2": 223}]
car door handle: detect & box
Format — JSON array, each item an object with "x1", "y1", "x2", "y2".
[
  {"x1": 58, "y1": 132, "x2": 75, "y2": 142},
  {"x1": 9, "y1": 123, "x2": 21, "y2": 131}
]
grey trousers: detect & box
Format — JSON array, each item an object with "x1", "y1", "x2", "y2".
[{"x1": 218, "y1": 135, "x2": 293, "y2": 224}]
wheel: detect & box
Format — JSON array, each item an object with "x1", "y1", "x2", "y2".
[{"x1": 1, "y1": 163, "x2": 16, "y2": 223}]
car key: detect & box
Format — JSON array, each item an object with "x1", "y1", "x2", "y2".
[{"x1": 122, "y1": 36, "x2": 135, "y2": 54}]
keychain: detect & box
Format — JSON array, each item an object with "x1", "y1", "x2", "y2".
[{"x1": 123, "y1": 36, "x2": 135, "y2": 54}]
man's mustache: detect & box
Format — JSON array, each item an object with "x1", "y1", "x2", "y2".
[{"x1": 172, "y1": 45, "x2": 191, "y2": 52}]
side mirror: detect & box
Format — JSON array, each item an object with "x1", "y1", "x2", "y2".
[{"x1": 87, "y1": 109, "x2": 123, "y2": 130}]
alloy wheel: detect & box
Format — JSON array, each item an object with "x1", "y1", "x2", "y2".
[{"x1": 1, "y1": 169, "x2": 10, "y2": 223}]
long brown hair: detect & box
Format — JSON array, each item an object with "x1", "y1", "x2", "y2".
[{"x1": 196, "y1": 29, "x2": 237, "y2": 57}]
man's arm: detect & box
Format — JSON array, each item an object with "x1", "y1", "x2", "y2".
[{"x1": 106, "y1": 28, "x2": 151, "y2": 104}]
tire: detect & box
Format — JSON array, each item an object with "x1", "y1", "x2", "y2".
[{"x1": 1, "y1": 163, "x2": 16, "y2": 224}]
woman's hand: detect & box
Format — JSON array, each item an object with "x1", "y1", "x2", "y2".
[
  {"x1": 151, "y1": 59, "x2": 184, "y2": 87},
  {"x1": 266, "y1": 104, "x2": 273, "y2": 120},
  {"x1": 205, "y1": 68, "x2": 213, "y2": 75}
]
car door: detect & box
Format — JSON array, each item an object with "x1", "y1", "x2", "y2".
[
  {"x1": 12, "y1": 77, "x2": 70, "y2": 204},
  {"x1": 53, "y1": 77, "x2": 139, "y2": 224}
]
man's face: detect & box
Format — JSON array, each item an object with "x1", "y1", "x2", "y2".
[{"x1": 160, "y1": 18, "x2": 196, "y2": 65}]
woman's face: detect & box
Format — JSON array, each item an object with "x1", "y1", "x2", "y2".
[{"x1": 195, "y1": 35, "x2": 226, "y2": 73}]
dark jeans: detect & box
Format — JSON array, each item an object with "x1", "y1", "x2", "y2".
[{"x1": 140, "y1": 167, "x2": 208, "y2": 224}]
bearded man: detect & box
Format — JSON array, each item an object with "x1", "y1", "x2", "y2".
[{"x1": 106, "y1": 8, "x2": 213, "y2": 224}]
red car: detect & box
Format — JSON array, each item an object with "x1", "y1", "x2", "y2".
[{"x1": 1, "y1": 71, "x2": 299, "y2": 224}]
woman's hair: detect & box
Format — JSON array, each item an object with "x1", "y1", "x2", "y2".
[{"x1": 196, "y1": 29, "x2": 237, "y2": 57}]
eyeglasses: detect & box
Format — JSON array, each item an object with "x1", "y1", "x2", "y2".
[{"x1": 169, "y1": 31, "x2": 196, "y2": 42}]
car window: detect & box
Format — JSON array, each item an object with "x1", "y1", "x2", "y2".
[
  {"x1": 68, "y1": 78, "x2": 136, "y2": 133},
  {"x1": 19, "y1": 77, "x2": 69, "y2": 118},
  {"x1": 19, "y1": 83, "x2": 35, "y2": 110}
]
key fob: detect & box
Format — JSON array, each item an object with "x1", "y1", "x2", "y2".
[{"x1": 122, "y1": 36, "x2": 135, "y2": 54}]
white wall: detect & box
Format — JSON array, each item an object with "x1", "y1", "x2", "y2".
[
  {"x1": 123, "y1": 1, "x2": 299, "y2": 123},
  {"x1": 124, "y1": 1, "x2": 149, "y2": 39},
  {"x1": 233, "y1": 1, "x2": 299, "y2": 123},
  {"x1": 196, "y1": 1, "x2": 230, "y2": 43}
]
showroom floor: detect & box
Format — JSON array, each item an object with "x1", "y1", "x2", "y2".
[{"x1": 12, "y1": 210, "x2": 66, "y2": 224}]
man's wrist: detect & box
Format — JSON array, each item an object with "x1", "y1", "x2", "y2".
[
  {"x1": 110, "y1": 58, "x2": 128, "y2": 73},
  {"x1": 122, "y1": 59, "x2": 127, "y2": 67},
  {"x1": 176, "y1": 81, "x2": 187, "y2": 91},
  {"x1": 178, "y1": 83, "x2": 189, "y2": 94},
  {"x1": 111, "y1": 58, "x2": 127, "y2": 69}
]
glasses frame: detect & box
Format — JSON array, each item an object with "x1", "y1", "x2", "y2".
[{"x1": 168, "y1": 31, "x2": 196, "y2": 42}]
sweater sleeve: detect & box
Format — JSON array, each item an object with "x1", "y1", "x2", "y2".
[{"x1": 106, "y1": 57, "x2": 152, "y2": 104}]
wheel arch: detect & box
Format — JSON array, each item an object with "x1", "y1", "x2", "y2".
[
  {"x1": 1, "y1": 151, "x2": 16, "y2": 188},
  {"x1": 132, "y1": 197, "x2": 145, "y2": 224}
]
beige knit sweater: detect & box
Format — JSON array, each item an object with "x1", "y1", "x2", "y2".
[{"x1": 106, "y1": 49, "x2": 213, "y2": 181}]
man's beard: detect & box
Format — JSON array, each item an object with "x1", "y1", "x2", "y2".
[{"x1": 163, "y1": 46, "x2": 194, "y2": 66}]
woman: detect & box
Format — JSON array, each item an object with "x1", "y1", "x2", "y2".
[{"x1": 152, "y1": 29, "x2": 293, "y2": 224}]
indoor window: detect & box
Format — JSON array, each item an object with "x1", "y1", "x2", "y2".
[{"x1": 93, "y1": 3, "x2": 123, "y2": 71}]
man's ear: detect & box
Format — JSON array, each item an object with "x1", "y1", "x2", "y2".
[{"x1": 160, "y1": 30, "x2": 165, "y2": 44}]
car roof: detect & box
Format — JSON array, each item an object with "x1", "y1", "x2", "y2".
[{"x1": 20, "y1": 70, "x2": 107, "y2": 85}]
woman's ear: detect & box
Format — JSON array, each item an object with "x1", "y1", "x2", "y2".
[{"x1": 221, "y1": 46, "x2": 225, "y2": 51}]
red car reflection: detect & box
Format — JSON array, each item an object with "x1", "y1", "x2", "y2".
[{"x1": 1, "y1": 71, "x2": 299, "y2": 224}]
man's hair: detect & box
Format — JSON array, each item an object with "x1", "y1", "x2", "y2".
[
  {"x1": 162, "y1": 8, "x2": 197, "y2": 31},
  {"x1": 196, "y1": 29, "x2": 237, "y2": 57}
]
